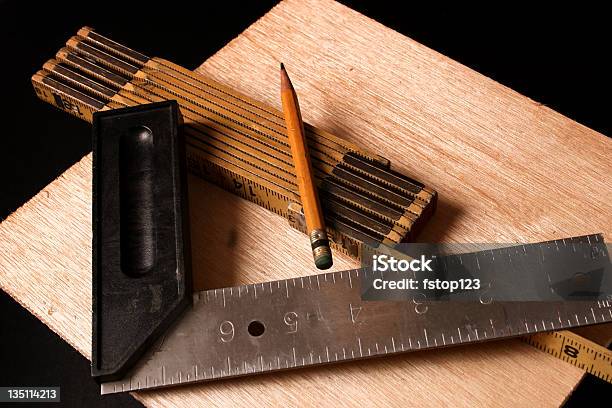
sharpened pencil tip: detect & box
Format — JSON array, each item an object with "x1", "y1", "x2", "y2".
[{"x1": 280, "y1": 63, "x2": 291, "y2": 90}]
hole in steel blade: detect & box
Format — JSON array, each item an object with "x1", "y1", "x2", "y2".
[{"x1": 248, "y1": 321, "x2": 265, "y2": 337}]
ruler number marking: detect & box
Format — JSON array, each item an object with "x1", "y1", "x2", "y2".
[
  {"x1": 219, "y1": 321, "x2": 235, "y2": 343},
  {"x1": 284, "y1": 312, "x2": 299, "y2": 333},
  {"x1": 350, "y1": 303, "x2": 362, "y2": 324},
  {"x1": 564, "y1": 344, "x2": 580, "y2": 359}
]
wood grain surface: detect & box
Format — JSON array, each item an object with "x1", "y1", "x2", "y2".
[{"x1": 1, "y1": 0, "x2": 611, "y2": 406}]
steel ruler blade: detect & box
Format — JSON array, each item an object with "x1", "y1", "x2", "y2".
[{"x1": 101, "y1": 236, "x2": 612, "y2": 394}]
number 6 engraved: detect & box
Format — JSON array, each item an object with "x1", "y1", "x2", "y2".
[
  {"x1": 284, "y1": 312, "x2": 299, "y2": 333},
  {"x1": 219, "y1": 320, "x2": 235, "y2": 342}
]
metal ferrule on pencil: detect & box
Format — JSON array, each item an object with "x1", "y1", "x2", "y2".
[{"x1": 310, "y1": 229, "x2": 332, "y2": 269}]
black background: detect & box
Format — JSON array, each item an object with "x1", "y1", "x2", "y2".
[{"x1": 0, "y1": 1, "x2": 610, "y2": 406}]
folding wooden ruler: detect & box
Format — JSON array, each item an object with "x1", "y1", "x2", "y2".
[{"x1": 31, "y1": 27, "x2": 437, "y2": 263}]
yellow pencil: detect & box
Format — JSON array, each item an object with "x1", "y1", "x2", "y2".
[{"x1": 280, "y1": 63, "x2": 333, "y2": 270}]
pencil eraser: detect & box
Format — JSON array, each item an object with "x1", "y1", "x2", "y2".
[{"x1": 91, "y1": 101, "x2": 192, "y2": 382}]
